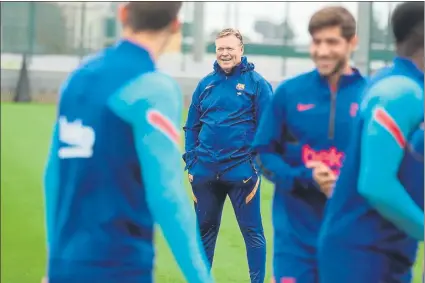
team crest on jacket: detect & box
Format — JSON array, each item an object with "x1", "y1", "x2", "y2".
[{"x1": 236, "y1": 83, "x2": 245, "y2": 91}]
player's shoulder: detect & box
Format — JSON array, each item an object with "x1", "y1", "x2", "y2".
[
  {"x1": 118, "y1": 71, "x2": 181, "y2": 104},
  {"x1": 360, "y1": 73, "x2": 424, "y2": 126},
  {"x1": 351, "y1": 68, "x2": 368, "y2": 86},
  {"x1": 73, "y1": 48, "x2": 115, "y2": 80},
  {"x1": 249, "y1": 70, "x2": 267, "y2": 83},
  {"x1": 191, "y1": 71, "x2": 220, "y2": 97},
  {"x1": 79, "y1": 49, "x2": 108, "y2": 69},
  {"x1": 248, "y1": 70, "x2": 273, "y2": 90},
  {"x1": 197, "y1": 71, "x2": 217, "y2": 88},
  {"x1": 273, "y1": 70, "x2": 316, "y2": 102},
  {"x1": 58, "y1": 51, "x2": 107, "y2": 100},
  {"x1": 138, "y1": 71, "x2": 179, "y2": 91},
  {"x1": 63, "y1": 49, "x2": 109, "y2": 87},
  {"x1": 277, "y1": 69, "x2": 317, "y2": 91},
  {"x1": 108, "y1": 71, "x2": 181, "y2": 123},
  {"x1": 368, "y1": 75, "x2": 423, "y2": 104}
]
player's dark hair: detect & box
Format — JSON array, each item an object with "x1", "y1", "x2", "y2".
[
  {"x1": 308, "y1": 6, "x2": 356, "y2": 41},
  {"x1": 125, "y1": 2, "x2": 182, "y2": 32},
  {"x1": 391, "y1": 2, "x2": 424, "y2": 57}
]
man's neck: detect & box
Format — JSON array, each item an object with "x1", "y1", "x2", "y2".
[
  {"x1": 411, "y1": 52, "x2": 424, "y2": 72},
  {"x1": 223, "y1": 60, "x2": 242, "y2": 74},
  {"x1": 396, "y1": 44, "x2": 425, "y2": 71},
  {"x1": 121, "y1": 29, "x2": 168, "y2": 62},
  {"x1": 328, "y1": 63, "x2": 353, "y2": 90}
]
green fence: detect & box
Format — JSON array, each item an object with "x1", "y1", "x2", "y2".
[
  {"x1": 1, "y1": 2, "x2": 396, "y2": 64},
  {"x1": 1, "y1": 2, "x2": 114, "y2": 56}
]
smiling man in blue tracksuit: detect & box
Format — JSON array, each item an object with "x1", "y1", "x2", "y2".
[
  {"x1": 318, "y1": 3, "x2": 424, "y2": 282},
  {"x1": 252, "y1": 6, "x2": 366, "y2": 283},
  {"x1": 183, "y1": 28, "x2": 272, "y2": 283}
]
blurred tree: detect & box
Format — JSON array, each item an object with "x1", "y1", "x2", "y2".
[
  {"x1": 253, "y1": 20, "x2": 275, "y2": 41},
  {"x1": 254, "y1": 19, "x2": 296, "y2": 44},
  {"x1": 1, "y1": 2, "x2": 68, "y2": 54},
  {"x1": 276, "y1": 21, "x2": 296, "y2": 44}
]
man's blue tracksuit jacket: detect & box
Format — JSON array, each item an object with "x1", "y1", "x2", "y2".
[
  {"x1": 183, "y1": 56, "x2": 272, "y2": 177},
  {"x1": 183, "y1": 56, "x2": 272, "y2": 283}
]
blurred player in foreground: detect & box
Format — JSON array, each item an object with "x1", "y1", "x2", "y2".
[
  {"x1": 252, "y1": 6, "x2": 366, "y2": 283},
  {"x1": 183, "y1": 28, "x2": 271, "y2": 283},
  {"x1": 42, "y1": 2, "x2": 213, "y2": 283},
  {"x1": 318, "y1": 2, "x2": 424, "y2": 283}
]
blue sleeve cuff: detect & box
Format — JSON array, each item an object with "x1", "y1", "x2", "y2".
[
  {"x1": 293, "y1": 167, "x2": 315, "y2": 190},
  {"x1": 182, "y1": 151, "x2": 196, "y2": 171}
]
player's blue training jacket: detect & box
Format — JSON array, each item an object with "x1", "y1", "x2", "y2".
[
  {"x1": 399, "y1": 124, "x2": 424, "y2": 211},
  {"x1": 183, "y1": 56, "x2": 272, "y2": 177},
  {"x1": 320, "y1": 57, "x2": 424, "y2": 262},
  {"x1": 252, "y1": 68, "x2": 366, "y2": 251},
  {"x1": 44, "y1": 39, "x2": 212, "y2": 283}
]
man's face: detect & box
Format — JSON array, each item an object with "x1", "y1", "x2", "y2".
[
  {"x1": 215, "y1": 35, "x2": 243, "y2": 72},
  {"x1": 310, "y1": 26, "x2": 357, "y2": 76}
]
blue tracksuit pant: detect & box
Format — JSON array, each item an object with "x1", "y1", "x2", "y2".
[{"x1": 190, "y1": 160, "x2": 266, "y2": 283}]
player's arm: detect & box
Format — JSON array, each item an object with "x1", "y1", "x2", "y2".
[
  {"x1": 358, "y1": 78, "x2": 424, "y2": 240},
  {"x1": 43, "y1": 74, "x2": 74, "y2": 257},
  {"x1": 182, "y1": 82, "x2": 203, "y2": 171},
  {"x1": 252, "y1": 83, "x2": 315, "y2": 191},
  {"x1": 254, "y1": 78, "x2": 273, "y2": 125},
  {"x1": 42, "y1": 132, "x2": 59, "y2": 283},
  {"x1": 43, "y1": 124, "x2": 59, "y2": 257},
  {"x1": 108, "y1": 73, "x2": 213, "y2": 283}
]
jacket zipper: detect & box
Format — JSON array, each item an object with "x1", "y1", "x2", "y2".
[{"x1": 328, "y1": 89, "x2": 337, "y2": 139}]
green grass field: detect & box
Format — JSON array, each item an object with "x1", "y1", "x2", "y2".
[{"x1": 1, "y1": 103, "x2": 423, "y2": 283}]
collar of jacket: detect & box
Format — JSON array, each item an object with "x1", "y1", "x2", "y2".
[
  {"x1": 213, "y1": 56, "x2": 255, "y2": 77},
  {"x1": 313, "y1": 66, "x2": 365, "y2": 91},
  {"x1": 114, "y1": 39, "x2": 155, "y2": 70}
]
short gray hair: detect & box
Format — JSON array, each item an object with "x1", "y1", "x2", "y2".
[{"x1": 216, "y1": 28, "x2": 243, "y2": 45}]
